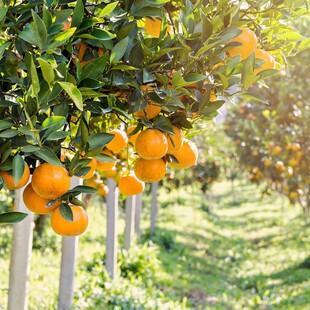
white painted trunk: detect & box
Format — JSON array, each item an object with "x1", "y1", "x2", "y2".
[
  {"x1": 150, "y1": 182, "x2": 158, "y2": 234},
  {"x1": 124, "y1": 195, "x2": 136, "y2": 251},
  {"x1": 105, "y1": 178, "x2": 118, "y2": 279},
  {"x1": 8, "y1": 185, "x2": 34, "y2": 310},
  {"x1": 134, "y1": 194, "x2": 142, "y2": 238},
  {"x1": 58, "y1": 177, "x2": 82, "y2": 310}
]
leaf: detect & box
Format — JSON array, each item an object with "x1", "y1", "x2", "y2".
[
  {"x1": 99, "y1": 1, "x2": 119, "y2": 17},
  {"x1": 143, "y1": 68, "x2": 156, "y2": 83},
  {"x1": 87, "y1": 132, "x2": 114, "y2": 150},
  {"x1": 72, "y1": 0, "x2": 84, "y2": 28},
  {"x1": 0, "y1": 212, "x2": 28, "y2": 224},
  {"x1": 30, "y1": 56, "x2": 40, "y2": 97},
  {"x1": 110, "y1": 37, "x2": 129, "y2": 62},
  {"x1": 0, "y1": 42, "x2": 10, "y2": 61},
  {"x1": 58, "y1": 82, "x2": 83, "y2": 111},
  {"x1": 22, "y1": 145, "x2": 41, "y2": 153},
  {"x1": 12, "y1": 155, "x2": 25, "y2": 186},
  {"x1": 95, "y1": 153, "x2": 116, "y2": 163},
  {"x1": 31, "y1": 10, "x2": 47, "y2": 50},
  {"x1": 0, "y1": 100, "x2": 18, "y2": 107},
  {"x1": 46, "y1": 131, "x2": 70, "y2": 141},
  {"x1": 70, "y1": 185, "x2": 98, "y2": 194},
  {"x1": 0, "y1": 120, "x2": 13, "y2": 131},
  {"x1": 34, "y1": 148, "x2": 62, "y2": 166},
  {"x1": 38, "y1": 58, "x2": 55, "y2": 86},
  {"x1": 48, "y1": 28, "x2": 76, "y2": 50},
  {"x1": 59, "y1": 203, "x2": 73, "y2": 222},
  {"x1": 0, "y1": 129, "x2": 18, "y2": 138}
]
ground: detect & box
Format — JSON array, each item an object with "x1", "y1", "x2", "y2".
[{"x1": 0, "y1": 180, "x2": 309, "y2": 309}]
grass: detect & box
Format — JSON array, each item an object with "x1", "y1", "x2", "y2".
[{"x1": 0, "y1": 180, "x2": 310, "y2": 309}]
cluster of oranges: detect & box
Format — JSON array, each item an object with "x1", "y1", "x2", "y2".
[
  {"x1": 83, "y1": 124, "x2": 198, "y2": 197},
  {"x1": 228, "y1": 28, "x2": 277, "y2": 74},
  {"x1": 0, "y1": 162, "x2": 88, "y2": 236}
]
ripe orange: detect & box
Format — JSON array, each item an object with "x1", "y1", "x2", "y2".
[
  {"x1": 0, "y1": 162, "x2": 30, "y2": 190},
  {"x1": 227, "y1": 28, "x2": 257, "y2": 60},
  {"x1": 254, "y1": 49, "x2": 276, "y2": 74},
  {"x1": 134, "y1": 158, "x2": 166, "y2": 183},
  {"x1": 166, "y1": 126, "x2": 184, "y2": 154},
  {"x1": 264, "y1": 158, "x2": 272, "y2": 167},
  {"x1": 32, "y1": 163, "x2": 71, "y2": 199},
  {"x1": 23, "y1": 183, "x2": 60, "y2": 214},
  {"x1": 275, "y1": 161, "x2": 285, "y2": 173},
  {"x1": 169, "y1": 139, "x2": 198, "y2": 169},
  {"x1": 103, "y1": 167, "x2": 118, "y2": 179},
  {"x1": 80, "y1": 157, "x2": 97, "y2": 180},
  {"x1": 144, "y1": 18, "x2": 171, "y2": 38},
  {"x1": 96, "y1": 149, "x2": 116, "y2": 172},
  {"x1": 62, "y1": 17, "x2": 72, "y2": 31},
  {"x1": 272, "y1": 146, "x2": 282, "y2": 155},
  {"x1": 127, "y1": 126, "x2": 139, "y2": 147},
  {"x1": 288, "y1": 158, "x2": 298, "y2": 167},
  {"x1": 50, "y1": 205, "x2": 88, "y2": 236},
  {"x1": 134, "y1": 104, "x2": 161, "y2": 120},
  {"x1": 135, "y1": 129, "x2": 168, "y2": 160},
  {"x1": 98, "y1": 183, "x2": 109, "y2": 196},
  {"x1": 118, "y1": 172, "x2": 145, "y2": 196},
  {"x1": 106, "y1": 129, "x2": 128, "y2": 154}
]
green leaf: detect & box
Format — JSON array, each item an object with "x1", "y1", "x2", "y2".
[
  {"x1": 0, "y1": 129, "x2": 18, "y2": 138},
  {"x1": 70, "y1": 185, "x2": 98, "y2": 194},
  {"x1": 87, "y1": 132, "x2": 114, "y2": 150},
  {"x1": 22, "y1": 145, "x2": 41, "y2": 153},
  {"x1": 48, "y1": 28, "x2": 76, "y2": 50},
  {"x1": 95, "y1": 153, "x2": 116, "y2": 163},
  {"x1": 0, "y1": 212, "x2": 28, "y2": 224},
  {"x1": 110, "y1": 37, "x2": 129, "y2": 62},
  {"x1": 99, "y1": 1, "x2": 119, "y2": 17},
  {"x1": 0, "y1": 120, "x2": 13, "y2": 131},
  {"x1": 34, "y1": 148, "x2": 62, "y2": 166},
  {"x1": 31, "y1": 10, "x2": 47, "y2": 50},
  {"x1": 12, "y1": 155, "x2": 25, "y2": 186},
  {"x1": 38, "y1": 58, "x2": 55, "y2": 86},
  {"x1": 59, "y1": 203, "x2": 73, "y2": 222},
  {"x1": 30, "y1": 56, "x2": 40, "y2": 97},
  {"x1": 0, "y1": 42, "x2": 10, "y2": 61},
  {"x1": 0, "y1": 100, "x2": 18, "y2": 107},
  {"x1": 46, "y1": 131, "x2": 70, "y2": 141},
  {"x1": 143, "y1": 68, "x2": 156, "y2": 83},
  {"x1": 58, "y1": 82, "x2": 83, "y2": 111},
  {"x1": 72, "y1": 0, "x2": 84, "y2": 28}
]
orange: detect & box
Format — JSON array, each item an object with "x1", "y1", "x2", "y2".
[
  {"x1": 135, "y1": 129, "x2": 168, "y2": 160},
  {"x1": 288, "y1": 158, "x2": 298, "y2": 167},
  {"x1": 272, "y1": 146, "x2": 282, "y2": 155},
  {"x1": 169, "y1": 139, "x2": 198, "y2": 169},
  {"x1": 166, "y1": 126, "x2": 184, "y2": 154},
  {"x1": 98, "y1": 183, "x2": 109, "y2": 196},
  {"x1": 254, "y1": 49, "x2": 276, "y2": 74},
  {"x1": 118, "y1": 172, "x2": 145, "y2": 196},
  {"x1": 62, "y1": 17, "x2": 72, "y2": 31},
  {"x1": 23, "y1": 183, "x2": 61, "y2": 214},
  {"x1": 50, "y1": 205, "x2": 88, "y2": 236},
  {"x1": 289, "y1": 191, "x2": 298, "y2": 200},
  {"x1": 80, "y1": 157, "x2": 97, "y2": 180},
  {"x1": 287, "y1": 143, "x2": 301, "y2": 152},
  {"x1": 275, "y1": 161, "x2": 285, "y2": 173},
  {"x1": 144, "y1": 18, "x2": 171, "y2": 38},
  {"x1": 103, "y1": 167, "x2": 118, "y2": 179},
  {"x1": 106, "y1": 129, "x2": 128, "y2": 154},
  {"x1": 32, "y1": 163, "x2": 71, "y2": 199},
  {"x1": 0, "y1": 162, "x2": 30, "y2": 190},
  {"x1": 227, "y1": 28, "x2": 257, "y2": 60},
  {"x1": 96, "y1": 149, "x2": 116, "y2": 172},
  {"x1": 134, "y1": 158, "x2": 166, "y2": 183},
  {"x1": 134, "y1": 104, "x2": 161, "y2": 120},
  {"x1": 264, "y1": 158, "x2": 272, "y2": 167},
  {"x1": 127, "y1": 126, "x2": 139, "y2": 147}
]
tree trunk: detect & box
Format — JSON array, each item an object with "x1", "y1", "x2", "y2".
[
  {"x1": 105, "y1": 178, "x2": 119, "y2": 279},
  {"x1": 8, "y1": 185, "x2": 34, "y2": 310},
  {"x1": 124, "y1": 195, "x2": 136, "y2": 251}
]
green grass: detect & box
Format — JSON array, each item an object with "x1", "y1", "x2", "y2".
[{"x1": 0, "y1": 180, "x2": 310, "y2": 309}]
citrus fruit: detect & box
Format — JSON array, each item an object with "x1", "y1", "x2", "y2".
[
  {"x1": 50, "y1": 205, "x2": 88, "y2": 236},
  {"x1": 127, "y1": 126, "x2": 139, "y2": 147},
  {"x1": 0, "y1": 162, "x2": 30, "y2": 190},
  {"x1": 96, "y1": 149, "x2": 116, "y2": 172},
  {"x1": 254, "y1": 49, "x2": 276, "y2": 74},
  {"x1": 103, "y1": 167, "x2": 118, "y2": 179},
  {"x1": 23, "y1": 183, "x2": 60, "y2": 214},
  {"x1": 228, "y1": 28, "x2": 257, "y2": 60},
  {"x1": 106, "y1": 129, "x2": 128, "y2": 154},
  {"x1": 166, "y1": 125, "x2": 184, "y2": 154},
  {"x1": 264, "y1": 158, "x2": 272, "y2": 167},
  {"x1": 134, "y1": 104, "x2": 161, "y2": 120},
  {"x1": 144, "y1": 18, "x2": 171, "y2": 37},
  {"x1": 80, "y1": 157, "x2": 97, "y2": 180},
  {"x1": 32, "y1": 163, "x2": 70, "y2": 199},
  {"x1": 98, "y1": 183, "x2": 109, "y2": 196},
  {"x1": 169, "y1": 139, "x2": 198, "y2": 169},
  {"x1": 135, "y1": 129, "x2": 168, "y2": 160},
  {"x1": 118, "y1": 172, "x2": 145, "y2": 196},
  {"x1": 134, "y1": 158, "x2": 166, "y2": 183}
]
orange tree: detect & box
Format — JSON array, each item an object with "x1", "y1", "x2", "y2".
[
  {"x1": 224, "y1": 41, "x2": 310, "y2": 214},
  {"x1": 0, "y1": 0, "x2": 308, "y2": 231}
]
